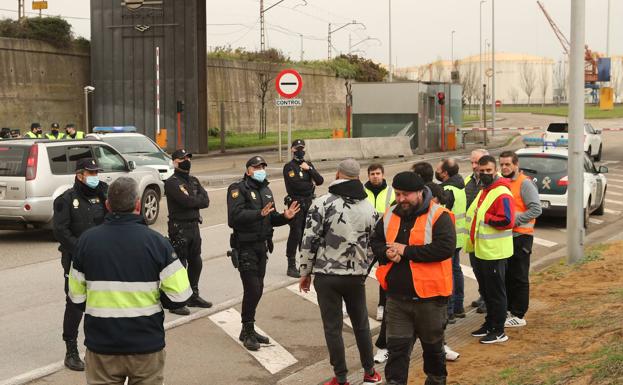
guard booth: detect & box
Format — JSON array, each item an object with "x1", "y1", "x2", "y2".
[{"x1": 351, "y1": 81, "x2": 462, "y2": 154}]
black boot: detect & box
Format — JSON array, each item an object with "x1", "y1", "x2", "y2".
[
  {"x1": 64, "y1": 339, "x2": 85, "y2": 371},
  {"x1": 286, "y1": 258, "x2": 300, "y2": 278},
  {"x1": 240, "y1": 322, "x2": 260, "y2": 351},
  {"x1": 187, "y1": 294, "x2": 213, "y2": 308},
  {"x1": 239, "y1": 323, "x2": 270, "y2": 344}
]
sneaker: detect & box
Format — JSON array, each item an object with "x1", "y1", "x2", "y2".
[
  {"x1": 322, "y1": 378, "x2": 349, "y2": 385},
  {"x1": 363, "y1": 369, "x2": 382, "y2": 384},
  {"x1": 444, "y1": 345, "x2": 460, "y2": 361},
  {"x1": 287, "y1": 265, "x2": 301, "y2": 278},
  {"x1": 447, "y1": 314, "x2": 456, "y2": 324},
  {"x1": 187, "y1": 295, "x2": 213, "y2": 308},
  {"x1": 374, "y1": 348, "x2": 389, "y2": 364},
  {"x1": 454, "y1": 308, "x2": 466, "y2": 318},
  {"x1": 376, "y1": 306, "x2": 384, "y2": 321},
  {"x1": 479, "y1": 331, "x2": 509, "y2": 344},
  {"x1": 169, "y1": 306, "x2": 190, "y2": 316},
  {"x1": 476, "y1": 302, "x2": 487, "y2": 314},
  {"x1": 505, "y1": 316, "x2": 527, "y2": 328},
  {"x1": 471, "y1": 325, "x2": 488, "y2": 337},
  {"x1": 471, "y1": 297, "x2": 484, "y2": 308}
]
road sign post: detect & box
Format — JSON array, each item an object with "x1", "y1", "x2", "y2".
[{"x1": 275, "y1": 69, "x2": 303, "y2": 160}]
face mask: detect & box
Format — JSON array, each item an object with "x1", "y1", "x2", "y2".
[
  {"x1": 36, "y1": 129, "x2": 43, "y2": 135},
  {"x1": 85, "y1": 175, "x2": 100, "y2": 189},
  {"x1": 252, "y1": 169, "x2": 267, "y2": 183},
  {"x1": 479, "y1": 173, "x2": 494, "y2": 187},
  {"x1": 51, "y1": 130, "x2": 59, "y2": 136},
  {"x1": 505, "y1": 171, "x2": 516, "y2": 179},
  {"x1": 434, "y1": 172, "x2": 444, "y2": 183},
  {"x1": 294, "y1": 149, "x2": 305, "y2": 159},
  {"x1": 178, "y1": 159, "x2": 191, "y2": 172}
]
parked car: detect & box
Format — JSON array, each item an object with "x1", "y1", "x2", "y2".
[
  {"x1": 542, "y1": 122, "x2": 603, "y2": 161},
  {"x1": 0, "y1": 138, "x2": 164, "y2": 230},
  {"x1": 516, "y1": 143, "x2": 607, "y2": 228},
  {"x1": 86, "y1": 127, "x2": 174, "y2": 181}
]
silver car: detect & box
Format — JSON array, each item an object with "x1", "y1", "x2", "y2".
[{"x1": 0, "y1": 138, "x2": 164, "y2": 230}]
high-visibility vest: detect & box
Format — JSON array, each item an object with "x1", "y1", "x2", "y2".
[
  {"x1": 365, "y1": 185, "x2": 395, "y2": 214},
  {"x1": 509, "y1": 173, "x2": 536, "y2": 235},
  {"x1": 24, "y1": 131, "x2": 41, "y2": 138},
  {"x1": 443, "y1": 184, "x2": 467, "y2": 249},
  {"x1": 67, "y1": 131, "x2": 85, "y2": 139},
  {"x1": 45, "y1": 132, "x2": 65, "y2": 140},
  {"x1": 465, "y1": 185, "x2": 514, "y2": 260},
  {"x1": 375, "y1": 201, "x2": 454, "y2": 298}
]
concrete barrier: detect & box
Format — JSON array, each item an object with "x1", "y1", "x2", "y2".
[{"x1": 306, "y1": 137, "x2": 413, "y2": 162}]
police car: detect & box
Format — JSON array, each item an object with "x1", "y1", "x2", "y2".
[
  {"x1": 86, "y1": 127, "x2": 174, "y2": 181},
  {"x1": 542, "y1": 122, "x2": 603, "y2": 161},
  {"x1": 518, "y1": 137, "x2": 608, "y2": 228}
]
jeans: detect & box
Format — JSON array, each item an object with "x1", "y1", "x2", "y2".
[
  {"x1": 447, "y1": 248, "x2": 465, "y2": 316},
  {"x1": 506, "y1": 235, "x2": 532, "y2": 318}
]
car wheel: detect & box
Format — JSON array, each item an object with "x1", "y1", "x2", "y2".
[
  {"x1": 595, "y1": 144, "x2": 602, "y2": 162},
  {"x1": 583, "y1": 197, "x2": 591, "y2": 229},
  {"x1": 141, "y1": 188, "x2": 160, "y2": 225},
  {"x1": 594, "y1": 189, "x2": 606, "y2": 216}
]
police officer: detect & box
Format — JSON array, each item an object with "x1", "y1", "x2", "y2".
[
  {"x1": 46, "y1": 122, "x2": 65, "y2": 140},
  {"x1": 53, "y1": 158, "x2": 108, "y2": 371},
  {"x1": 24, "y1": 122, "x2": 43, "y2": 138},
  {"x1": 227, "y1": 156, "x2": 300, "y2": 351},
  {"x1": 283, "y1": 139, "x2": 324, "y2": 278},
  {"x1": 64, "y1": 123, "x2": 85, "y2": 139},
  {"x1": 165, "y1": 149, "x2": 211, "y2": 315}
]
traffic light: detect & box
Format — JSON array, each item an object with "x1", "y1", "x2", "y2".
[{"x1": 437, "y1": 92, "x2": 445, "y2": 105}]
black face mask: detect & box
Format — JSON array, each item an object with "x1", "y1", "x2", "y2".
[
  {"x1": 435, "y1": 172, "x2": 444, "y2": 183},
  {"x1": 36, "y1": 129, "x2": 43, "y2": 135},
  {"x1": 479, "y1": 173, "x2": 494, "y2": 187},
  {"x1": 51, "y1": 130, "x2": 59, "y2": 136},
  {"x1": 294, "y1": 149, "x2": 305, "y2": 160},
  {"x1": 505, "y1": 171, "x2": 516, "y2": 179},
  {"x1": 178, "y1": 160, "x2": 191, "y2": 172}
]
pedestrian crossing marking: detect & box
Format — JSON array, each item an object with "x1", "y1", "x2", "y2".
[
  {"x1": 209, "y1": 308, "x2": 298, "y2": 374},
  {"x1": 604, "y1": 208, "x2": 621, "y2": 215},
  {"x1": 605, "y1": 199, "x2": 623, "y2": 206},
  {"x1": 533, "y1": 237, "x2": 558, "y2": 248},
  {"x1": 286, "y1": 284, "x2": 380, "y2": 329},
  {"x1": 589, "y1": 218, "x2": 604, "y2": 225},
  {"x1": 460, "y1": 264, "x2": 476, "y2": 280}
]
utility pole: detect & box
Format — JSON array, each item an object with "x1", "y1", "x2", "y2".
[
  {"x1": 300, "y1": 34, "x2": 304, "y2": 61},
  {"x1": 348, "y1": 33, "x2": 352, "y2": 54},
  {"x1": 328, "y1": 20, "x2": 364, "y2": 60},
  {"x1": 567, "y1": 0, "x2": 585, "y2": 263},
  {"x1": 388, "y1": 0, "x2": 393, "y2": 82},
  {"x1": 328, "y1": 23, "x2": 332, "y2": 59},
  {"x1": 260, "y1": 0, "x2": 266, "y2": 51},
  {"x1": 17, "y1": 0, "x2": 25, "y2": 19},
  {"x1": 491, "y1": 0, "x2": 496, "y2": 133},
  {"x1": 606, "y1": 0, "x2": 611, "y2": 57}
]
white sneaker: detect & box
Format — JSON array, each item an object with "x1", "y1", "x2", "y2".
[
  {"x1": 376, "y1": 306, "x2": 384, "y2": 321},
  {"x1": 505, "y1": 316, "x2": 527, "y2": 328},
  {"x1": 374, "y1": 348, "x2": 389, "y2": 364},
  {"x1": 444, "y1": 345, "x2": 460, "y2": 361}
]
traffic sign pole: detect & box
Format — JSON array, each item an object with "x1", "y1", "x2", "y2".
[
  {"x1": 278, "y1": 106, "x2": 282, "y2": 162},
  {"x1": 287, "y1": 107, "x2": 292, "y2": 160}
]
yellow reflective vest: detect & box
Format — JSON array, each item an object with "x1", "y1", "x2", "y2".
[
  {"x1": 443, "y1": 185, "x2": 467, "y2": 249},
  {"x1": 365, "y1": 185, "x2": 395, "y2": 214}
]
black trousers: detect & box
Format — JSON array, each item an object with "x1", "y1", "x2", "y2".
[
  {"x1": 314, "y1": 274, "x2": 375, "y2": 383},
  {"x1": 285, "y1": 204, "x2": 309, "y2": 261},
  {"x1": 506, "y1": 235, "x2": 533, "y2": 318},
  {"x1": 168, "y1": 221, "x2": 203, "y2": 296},
  {"x1": 238, "y1": 242, "x2": 268, "y2": 323},
  {"x1": 63, "y1": 271, "x2": 83, "y2": 342},
  {"x1": 375, "y1": 286, "x2": 387, "y2": 349},
  {"x1": 385, "y1": 296, "x2": 447, "y2": 385},
  {"x1": 468, "y1": 252, "x2": 483, "y2": 300},
  {"x1": 472, "y1": 257, "x2": 508, "y2": 332}
]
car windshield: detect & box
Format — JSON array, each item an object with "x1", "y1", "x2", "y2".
[
  {"x1": 518, "y1": 154, "x2": 567, "y2": 174},
  {"x1": 0, "y1": 145, "x2": 27, "y2": 176},
  {"x1": 102, "y1": 136, "x2": 161, "y2": 154},
  {"x1": 547, "y1": 123, "x2": 568, "y2": 133}
]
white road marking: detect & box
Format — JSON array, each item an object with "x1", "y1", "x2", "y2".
[
  {"x1": 607, "y1": 190, "x2": 623, "y2": 196},
  {"x1": 609, "y1": 183, "x2": 623, "y2": 190},
  {"x1": 601, "y1": 160, "x2": 620, "y2": 165},
  {"x1": 589, "y1": 218, "x2": 604, "y2": 225},
  {"x1": 460, "y1": 264, "x2": 476, "y2": 280},
  {"x1": 533, "y1": 237, "x2": 558, "y2": 248},
  {"x1": 605, "y1": 199, "x2": 623, "y2": 205},
  {"x1": 607, "y1": 178, "x2": 623, "y2": 183},
  {"x1": 286, "y1": 284, "x2": 380, "y2": 329},
  {"x1": 605, "y1": 208, "x2": 622, "y2": 215},
  {"x1": 209, "y1": 308, "x2": 297, "y2": 374}
]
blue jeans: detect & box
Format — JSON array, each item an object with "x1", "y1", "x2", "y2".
[{"x1": 448, "y1": 248, "x2": 465, "y2": 316}]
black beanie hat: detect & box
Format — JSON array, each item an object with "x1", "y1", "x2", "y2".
[{"x1": 392, "y1": 171, "x2": 425, "y2": 192}]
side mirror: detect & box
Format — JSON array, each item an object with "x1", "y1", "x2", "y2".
[
  {"x1": 595, "y1": 129, "x2": 602, "y2": 134},
  {"x1": 598, "y1": 166, "x2": 608, "y2": 174},
  {"x1": 128, "y1": 160, "x2": 136, "y2": 171}
]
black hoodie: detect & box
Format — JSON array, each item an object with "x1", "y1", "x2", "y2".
[
  {"x1": 329, "y1": 179, "x2": 368, "y2": 201},
  {"x1": 440, "y1": 173, "x2": 466, "y2": 211}
]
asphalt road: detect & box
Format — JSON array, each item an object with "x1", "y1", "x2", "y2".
[{"x1": 1, "y1": 114, "x2": 622, "y2": 385}]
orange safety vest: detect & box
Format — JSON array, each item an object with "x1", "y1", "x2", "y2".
[
  {"x1": 375, "y1": 201, "x2": 454, "y2": 298},
  {"x1": 509, "y1": 173, "x2": 535, "y2": 235}
]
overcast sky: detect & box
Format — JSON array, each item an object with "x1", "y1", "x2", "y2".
[{"x1": 1, "y1": 0, "x2": 621, "y2": 67}]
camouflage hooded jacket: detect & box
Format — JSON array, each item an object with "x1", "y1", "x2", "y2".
[{"x1": 299, "y1": 179, "x2": 379, "y2": 276}]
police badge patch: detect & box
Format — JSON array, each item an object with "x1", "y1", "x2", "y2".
[
  {"x1": 251, "y1": 191, "x2": 257, "y2": 200},
  {"x1": 231, "y1": 189, "x2": 239, "y2": 199},
  {"x1": 72, "y1": 199, "x2": 79, "y2": 208},
  {"x1": 179, "y1": 185, "x2": 189, "y2": 195},
  {"x1": 288, "y1": 170, "x2": 296, "y2": 178}
]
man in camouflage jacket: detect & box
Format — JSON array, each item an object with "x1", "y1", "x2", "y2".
[{"x1": 298, "y1": 159, "x2": 382, "y2": 385}]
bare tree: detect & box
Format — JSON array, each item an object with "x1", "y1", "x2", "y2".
[
  {"x1": 519, "y1": 61, "x2": 537, "y2": 105},
  {"x1": 612, "y1": 58, "x2": 623, "y2": 103},
  {"x1": 509, "y1": 87, "x2": 519, "y2": 104},
  {"x1": 539, "y1": 61, "x2": 551, "y2": 107},
  {"x1": 459, "y1": 61, "x2": 478, "y2": 114},
  {"x1": 553, "y1": 60, "x2": 567, "y2": 105},
  {"x1": 433, "y1": 57, "x2": 446, "y2": 82},
  {"x1": 256, "y1": 63, "x2": 274, "y2": 139}
]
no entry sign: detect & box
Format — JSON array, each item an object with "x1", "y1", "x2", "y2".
[{"x1": 275, "y1": 69, "x2": 303, "y2": 99}]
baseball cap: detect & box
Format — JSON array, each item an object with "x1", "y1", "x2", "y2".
[
  {"x1": 51, "y1": 122, "x2": 60, "y2": 129},
  {"x1": 76, "y1": 158, "x2": 103, "y2": 172},
  {"x1": 171, "y1": 149, "x2": 193, "y2": 160},
  {"x1": 31, "y1": 123, "x2": 41, "y2": 130},
  {"x1": 246, "y1": 155, "x2": 268, "y2": 168},
  {"x1": 291, "y1": 139, "x2": 305, "y2": 148}
]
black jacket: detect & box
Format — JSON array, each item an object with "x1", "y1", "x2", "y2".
[
  {"x1": 164, "y1": 170, "x2": 210, "y2": 222},
  {"x1": 227, "y1": 175, "x2": 289, "y2": 243},
  {"x1": 53, "y1": 179, "x2": 108, "y2": 268},
  {"x1": 440, "y1": 173, "x2": 466, "y2": 211},
  {"x1": 370, "y1": 188, "x2": 456, "y2": 299},
  {"x1": 283, "y1": 159, "x2": 324, "y2": 199}
]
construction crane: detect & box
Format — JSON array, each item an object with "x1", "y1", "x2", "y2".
[{"x1": 536, "y1": 0, "x2": 598, "y2": 84}]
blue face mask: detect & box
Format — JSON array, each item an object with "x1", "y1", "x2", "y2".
[
  {"x1": 85, "y1": 175, "x2": 100, "y2": 189},
  {"x1": 251, "y1": 169, "x2": 267, "y2": 183}
]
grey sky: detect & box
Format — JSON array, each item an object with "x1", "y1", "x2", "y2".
[{"x1": 1, "y1": 0, "x2": 621, "y2": 67}]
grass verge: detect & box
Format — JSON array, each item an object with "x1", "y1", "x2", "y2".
[{"x1": 207, "y1": 129, "x2": 333, "y2": 151}]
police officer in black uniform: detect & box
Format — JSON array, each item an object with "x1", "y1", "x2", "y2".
[
  {"x1": 53, "y1": 158, "x2": 108, "y2": 371},
  {"x1": 283, "y1": 139, "x2": 324, "y2": 277},
  {"x1": 165, "y1": 149, "x2": 212, "y2": 315},
  {"x1": 227, "y1": 155, "x2": 300, "y2": 351}
]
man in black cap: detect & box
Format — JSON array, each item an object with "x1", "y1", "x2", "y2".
[
  {"x1": 64, "y1": 123, "x2": 85, "y2": 139},
  {"x1": 164, "y1": 149, "x2": 211, "y2": 315},
  {"x1": 24, "y1": 123, "x2": 43, "y2": 138},
  {"x1": 46, "y1": 122, "x2": 65, "y2": 140},
  {"x1": 282, "y1": 139, "x2": 324, "y2": 277},
  {"x1": 53, "y1": 157, "x2": 108, "y2": 371},
  {"x1": 371, "y1": 172, "x2": 456, "y2": 385},
  {"x1": 227, "y1": 155, "x2": 300, "y2": 351}
]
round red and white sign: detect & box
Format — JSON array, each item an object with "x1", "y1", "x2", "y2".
[{"x1": 275, "y1": 69, "x2": 303, "y2": 99}]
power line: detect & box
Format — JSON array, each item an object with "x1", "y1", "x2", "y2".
[{"x1": 0, "y1": 8, "x2": 90, "y2": 20}]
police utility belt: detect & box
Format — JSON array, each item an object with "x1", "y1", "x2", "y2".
[
  {"x1": 227, "y1": 233, "x2": 273, "y2": 269},
  {"x1": 284, "y1": 195, "x2": 314, "y2": 209}
]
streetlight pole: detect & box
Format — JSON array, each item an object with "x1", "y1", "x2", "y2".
[
  {"x1": 389, "y1": 0, "x2": 393, "y2": 82},
  {"x1": 606, "y1": 0, "x2": 611, "y2": 57},
  {"x1": 480, "y1": 0, "x2": 486, "y2": 127},
  {"x1": 83, "y1": 86, "x2": 94, "y2": 133},
  {"x1": 491, "y1": 0, "x2": 496, "y2": 133},
  {"x1": 567, "y1": 0, "x2": 585, "y2": 264},
  {"x1": 300, "y1": 34, "x2": 304, "y2": 61}
]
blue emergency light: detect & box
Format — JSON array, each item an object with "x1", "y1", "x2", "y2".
[
  {"x1": 92, "y1": 126, "x2": 137, "y2": 133},
  {"x1": 523, "y1": 137, "x2": 569, "y2": 148}
]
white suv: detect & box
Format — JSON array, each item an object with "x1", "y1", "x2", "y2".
[
  {"x1": 542, "y1": 122, "x2": 603, "y2": 161},
  {"x1": 0, "y1": 138, "x2": 164, "y2": 230}
]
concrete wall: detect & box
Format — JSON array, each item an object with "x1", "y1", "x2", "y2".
[
  {"x1": 0, "y1": 38, "x2": 90, "y2": 133},
  {"x1": 208, "y1": 59, "x2": 346, "y2": 133}
]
